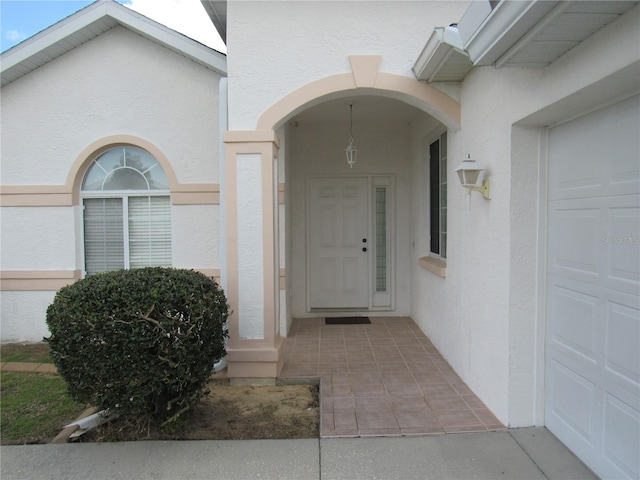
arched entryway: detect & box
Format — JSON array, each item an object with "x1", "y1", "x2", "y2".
[{"x1": 223, "y1": 56, "x2": 460, "y2": 379}]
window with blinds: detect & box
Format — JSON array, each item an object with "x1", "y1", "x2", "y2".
[{"x1": 81, "y1": 146, "x2": 171, "y2": 275}]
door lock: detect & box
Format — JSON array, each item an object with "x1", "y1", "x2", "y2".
[
  {"x1": 362, "y1": 238, "x2": 367, "y2": 243},
  {"x1": 362, "y1": 247, "x2": 367, "y2": 252}
]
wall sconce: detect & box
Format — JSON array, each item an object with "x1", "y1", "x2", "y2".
[
  {"x1": 454, "y1": 154, "x2": 490, "y2": 210},
  {"x1": 345, "y1": 104, "x2": 357, "y2": 168}
]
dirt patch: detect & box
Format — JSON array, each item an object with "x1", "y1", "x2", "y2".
[{"x1": 83, "y1": 377, "x2": 319, "y2": 441}]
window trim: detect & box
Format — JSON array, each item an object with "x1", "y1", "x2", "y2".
[
  {"x1": 419, "y1": 130, "x2": 447, "y2": 277},
  {"x1": 80, "y1": 145, "x2": 172, "y2": 277}
]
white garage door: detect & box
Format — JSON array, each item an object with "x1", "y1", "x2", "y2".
[{"x1": 546, "y1": 95, "x2": 640, "y2": 480}]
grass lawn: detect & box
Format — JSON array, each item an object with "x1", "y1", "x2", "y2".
[
  {"x1": 1, "y1": 371, "x2": 85, "y2": 445},
  {"x1": 1, "y1": 342, "x2": 53, "y2": 364}
]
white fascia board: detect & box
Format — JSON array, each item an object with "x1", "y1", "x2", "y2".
[
  {"x1": 106, "y1": 3, "x2": 226, "y2": 75},
  {"x1": 1, "y1": 1, "x2": 226, "y2": 79},
  {"x1": 413, "y1": 26, "x2": 470, "y2": 82},
  {"x1": 462, "y1": 0, "x2": 560, "y2": 66},
  {"x1": 0, "y1": 2, "x2": 112, "y2": 73}
]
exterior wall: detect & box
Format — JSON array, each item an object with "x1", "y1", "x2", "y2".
[
  {"x1": 411, "y1": 4, "x2": 640, "y2": 425},
  {"x1": 226, "y1": 1, "x2": 469, "y2": 130},
  {"x1": 0, "y1": 26, "x2": 223, "y2": 342}
]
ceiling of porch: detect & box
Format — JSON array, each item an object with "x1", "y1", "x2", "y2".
[{"x1": 289, "y1": 96, "x2": 437, "y2": 128}]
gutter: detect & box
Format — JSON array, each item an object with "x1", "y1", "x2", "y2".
[{"x1": 457, "y1": 0, "x2": 560, "y2": 66}]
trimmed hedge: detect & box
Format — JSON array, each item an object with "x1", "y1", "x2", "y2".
[{"x1": 45, "y1": 268, "x2": 229, "y2": 431}]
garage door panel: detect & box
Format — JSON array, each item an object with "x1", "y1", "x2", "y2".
[
  {"x1": 546, "y1": 95, "x2": 640, "y2": 479},
  {"x1": 605, "y1": 298, "x2": 640, "y2": 391},
  {"x1": 607, "y1": 201, "x2": 640, "y2": 291},
  {"x1": 603, "y1": 394, "x2": 640, "y2": 479},
  {"x1": 549, "y1": 95, "x2": 640, "y2": 201},
  {"x1": 547, "y1": 203, "x2": 601, "y2": 279},
  {"x1": 548, "y1": 119, "x2": 605, "y2": 200},
  {"x1": 548, "y1": 280, "x2": 599, "y2": 363},
  {"x1": 608, "y1": 96, "x2": 640, "y2": 194},
  {"x1": 548, "y1": 358, "x2": 598, "y2": 443}
]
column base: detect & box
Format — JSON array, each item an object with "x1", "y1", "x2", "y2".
[{"x1": 226, "y1": 337, "x2": 284, "y2": 382}]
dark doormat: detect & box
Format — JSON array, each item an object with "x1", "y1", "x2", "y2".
[{"x1": 325, "y1": 317, "x2": 370, "y2": 325}]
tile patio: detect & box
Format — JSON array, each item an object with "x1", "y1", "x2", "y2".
[{"x1": 280, "y1": 317, "x2": 506, "y2": 438}]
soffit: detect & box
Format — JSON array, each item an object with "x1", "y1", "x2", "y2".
[
  {"x1": 1, "y1": 1, "x2": 226, "y2": 88},
  {"x1": 497, "y1": 1, "x2": 639, "y2": 68},
  {"x1": 201, "y1": 0, "x2": 227, "y2": 43},
  {"x1": 416, "y1": 0, "x2": 638, "y2": 83}
]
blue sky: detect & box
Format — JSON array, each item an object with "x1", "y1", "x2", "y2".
[{"x1": 0, "y1": 0, "x2": 225, "y2": 54}]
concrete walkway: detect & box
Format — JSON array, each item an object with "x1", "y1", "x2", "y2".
[{"x1": 1, "y1": 428, "x2": 598, "y2": 480}]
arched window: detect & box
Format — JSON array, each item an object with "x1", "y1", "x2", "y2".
[{"x1": 81, "y1": 146, "x2": 171, "y2": 275}]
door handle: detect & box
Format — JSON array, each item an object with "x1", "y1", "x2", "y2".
[{"x1": 362, "y1": 238, "x2": 367, "y2": 243}]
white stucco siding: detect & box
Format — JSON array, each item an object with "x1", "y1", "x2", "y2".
[
  {"x1": 0, "y1": 292, "x2": 57, "y2": 343},
  {"x1": 0, "y1": 207, "x2": 77, "y2": 270},
  {"x1": 410, "y1": 4, "x2": 640, "y2": 426},
  {"x1": 226, "y1": 1, "x2": 469, "y2": 130},
  {"x1": 171, "y1": 204, "x2": 220, "y2": 270},
  {"x1": 1, "y1": 25, "x2": 221, "y2": 186}
]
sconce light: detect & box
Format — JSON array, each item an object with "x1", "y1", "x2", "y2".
[
  {"x1": 454, "y1": 154, "x2": 490, "y2": 210},
  {"x1": 345, "y1": 104, "x2": 357, "y2": 168}
]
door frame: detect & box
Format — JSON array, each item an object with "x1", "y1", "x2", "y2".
[{"x1": 305, "y1": 174, "x2": 395, "y2": 313}]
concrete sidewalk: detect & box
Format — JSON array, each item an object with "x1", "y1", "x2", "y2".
[{"x1": 1, "y1": 427, "x2": 597, "y2": 480}]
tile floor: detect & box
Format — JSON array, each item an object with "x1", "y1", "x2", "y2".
[{"x1": 280, "y1": 317, "x2": 506, "y2": 438}]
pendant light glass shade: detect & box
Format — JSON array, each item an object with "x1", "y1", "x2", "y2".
[{"x1": 345, "y1": 104, "x2": 357, "y2": 168}]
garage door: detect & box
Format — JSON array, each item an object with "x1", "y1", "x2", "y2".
[{"x1": 545, "y1": 95, "x2": 640, "y2": 479}]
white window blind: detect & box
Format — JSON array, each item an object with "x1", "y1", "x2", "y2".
[
  {"x1": 83, "y1": 198, "x2": 125, "y2": 275},
  {"x1": 128, "y1": 196, "x2": 171, "y2": 268}
]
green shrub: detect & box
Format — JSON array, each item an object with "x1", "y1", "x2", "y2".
[{"x1": 45, "y1": 268, "x2": 229, "y2": 432}]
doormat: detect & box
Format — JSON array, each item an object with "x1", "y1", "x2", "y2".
[{"x1": 325, "y1": 317, "x2": 370, "y2": 325}]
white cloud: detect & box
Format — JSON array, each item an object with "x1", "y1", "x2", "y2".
[
  {"x1": 121, "y1": 0, "x2": 226, "y2": 53},
  {"x1": 5, "y1": 30, "x2": 27, "y2": 42}
]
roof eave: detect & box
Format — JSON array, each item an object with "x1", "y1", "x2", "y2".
[
  {"x1": 201, "y1": 0, "x2": 227, "y2": 44},
  {"x1": 458, "y1": 0, "x2": 561, "y2": 66},
  {"x1": 413, "y1": 26, "x2": 473, "y2": 83},
  {"x1": 1, "y1": 1, "x2": 226, "y2": 88}
]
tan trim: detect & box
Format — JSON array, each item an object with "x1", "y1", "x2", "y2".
[
  {"x1": 2, "y1": 134, "x2": 220, "y2": 207},
  {"x1": 418, "y1": 256, "x2": 447, "y2": 278},
  {"x1": 0, "y1": 268, "x2": 221, "y2": 291},
  {"x1": 194, "y1": 268, "x2": 221, "y2": 283},
  {"x1": 0, "y1": 192, "x2": 73, "y2": 207},
  {"x1": 223, "y1": 130, "x2": 281, "y2": 147},
  {"x1": 280, "y1": 268, "x2": 286, "y2": 290},
  {"x1": 256, "y1": 62, "x2": 461, "y2": 131},
  {"x1": 226, "y1": 339, "x2": 284, "y2": 378},
  {"x1": 0, "y1": 270, "x2": 81, "y2": 291},
  {"x1": 224, "y1": 134, "x2": 285, "y2": 377},
  {"x1": 172, "y1": 184, "x2": 220, "y2": 205},
  {"x1": 261, "y1": 145, "x2": 277, "y2": 346},
  {"x1": 278, "y1": 183, "x2": 285, "y2": 204},
  {"x1": 1, "y1": 184, "x2": 220, "y2": 206},
  {"x1": 349, "y1": 55, "x2": 382, "y2": 87},
  {"x1": 67, "y1": 135, "x2": 180, "y2": 205}
]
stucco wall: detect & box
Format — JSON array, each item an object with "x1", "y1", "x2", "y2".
[
  {"x1": 221, "y1": 0, "x2": 640, "y2": 420},
  {"x1": 1, "y1": 25, "x2": 223, "y2": 342},
  {"x1": 1, "y1": 26, "x2": 221, "y2": 186},
  {"x1": 410, "y1": 4, "x2": 640, "y2": 425},
  {"x1": 226, "y1": 1, "x2": 469, "y2": 130}
]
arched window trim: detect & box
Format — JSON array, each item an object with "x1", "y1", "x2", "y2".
[{"x1": 80, "y1": 145, "x2": 172, "y2": 276}]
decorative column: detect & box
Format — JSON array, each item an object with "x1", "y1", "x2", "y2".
[{"x1": 223, "y1": 130, "x2": 283, "y2": 381}]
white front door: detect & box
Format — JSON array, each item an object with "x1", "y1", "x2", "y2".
[
  {"x1": 308, "y1": 177, "x2": 369, "y2": 309},
  {"x1": 545, "y1": 96, "x2": 640, "y2": 480}
]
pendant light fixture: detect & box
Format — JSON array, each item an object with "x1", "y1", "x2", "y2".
[{"x1": 345, "y1": 104, "x2": 357, "y2": 168}]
